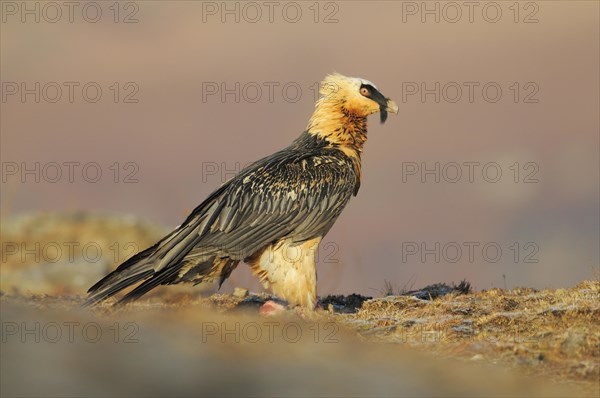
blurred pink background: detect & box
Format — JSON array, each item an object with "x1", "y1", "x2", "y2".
[{"x1": 1, "y1": 1, "x2": 598, "y2": 296}]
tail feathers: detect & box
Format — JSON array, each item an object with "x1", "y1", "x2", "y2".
[
  {"x1": 82, "y1": 269, "x2": 155, "y2": 307},
  {"x1": 117, "y1": 265, "x2": 186, "y2": 304},
  {"x1": 83, "y1": 232, "x2": 187, "y2": 307},
  {"x1": 83, "y1": 229, "x2": 215, "y2": 307},
  {"x1": 87, "y1": 242, "x2": 158, "y2": 295}
]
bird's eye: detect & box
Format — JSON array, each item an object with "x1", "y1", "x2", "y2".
[{"x1": 360, "y1": 87, "x2": 369, "y2": 96}]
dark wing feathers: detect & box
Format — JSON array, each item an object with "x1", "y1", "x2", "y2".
[
  {"x1": 202, "y1": 151, "x2": 355, "y2": 253},
  {"x1": 85, "y1": 145, "x2": 357, "y2": 305}
]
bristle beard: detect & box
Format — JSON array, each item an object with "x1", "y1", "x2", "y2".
[{"x1": 380, "y1": 106, "x2": 388, "y2": 124}]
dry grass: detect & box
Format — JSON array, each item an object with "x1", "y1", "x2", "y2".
[{"x1": 342, "y1": 280, "x2": 600, "y2": 388}]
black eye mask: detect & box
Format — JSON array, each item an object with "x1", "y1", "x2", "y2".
[{"x1": 360, "y1": 83, "x2": 389, "y2": 124}]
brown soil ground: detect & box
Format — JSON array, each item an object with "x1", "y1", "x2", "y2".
[{"x1": 1, "y1": 213, "x2": 598, "y2": 396}]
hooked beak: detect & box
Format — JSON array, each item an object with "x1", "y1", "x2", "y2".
[
  {"x1": 386, "y1": 99, "x2": 399, "y2": 115},
  {"x1": 379, "y1": 98, "x2": 399, "y2": 124}
]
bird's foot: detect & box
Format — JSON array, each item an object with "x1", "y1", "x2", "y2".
[{"x1": 259, "y1": 300, "x2": 288, "y2": 316}]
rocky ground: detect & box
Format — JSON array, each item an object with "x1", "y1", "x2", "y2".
[{"x1": 1, "y1": 213, "x2": 599, "y2": 397}]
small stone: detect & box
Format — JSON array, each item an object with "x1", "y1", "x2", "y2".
[
  {"x1": 470, "y1": 354, "x2": 484, "y2": 361},
  {"x1": 233, "y1": 287, "x2": 249, "y2": 298}
]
